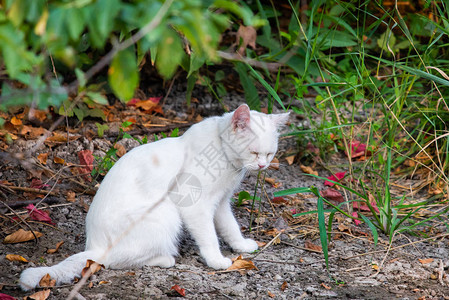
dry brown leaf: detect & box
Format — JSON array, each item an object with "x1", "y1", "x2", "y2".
[
  {"x1": 418, "y1": 258, "x2": 434, "y2": 265},
  {"x1": 66, "y1": 191, "x2": 76, "y2": 202},
  {"x1": 268, "y1": 157, "x2": 280, "y2": 170},
  {"x1": 99, "y1": 280, "x2": 109, "y2": 285},
  {"x1": 304, "y1": 241, "x2": 322, "y2": 253},
  {"x1": 3, "y1": 229, "x2": 43, "y2": 244},
  {"x1": 26, "y1": 289, "x2": 51, "y2": 300},
  {"x1": 47, "y1": 241, "x2": 64, "y2": 254},
  {"x1": 285, "y1": 155, "x2": 295, "y2": 165},
  {"x1": 53, "y1": 156, "x2": 65, "y2": 164},
  {"x1": 45, "y1": 131, "x2": 80, "y2": 145},
  {"x1": 267, "y1": 291, "x2": 275, "y2": 298},
  {"x1": 135, "y1": 99, "x2": 158, "y2": 111},
  {"x1": 81, "y1": 259, "x2": 104, "y2": 278},
  {"x1": 5, "y1": 254, "x2": 28, "y2": 263},
  {"x1": 256, "y1": 241, "x2": 267, "y2": 247},
  {"x1": 300, "y1": 164, "x2": 318, "y2": 176},
  {"x1": 281, "y1": 281, "x2": 288, "y2": 291},
  {"x1": 236, "y1": 25, "x2": 257, "y2": 55},
  {"x1": 10, "y1": 116, "x2": 22, "y2": 126},
  {"x1": 226, "y1": 255, "x2": 258, "y2": 274},
  {"x1": 37, "y1": 153, "x2": 49, "y2": 165},
  {"x1": 114, "y1": 143, "x2": 127, "y2": 157},
  {"x1": 88, "y1": 281, "x2": 94, "y2": 288},
  {"x1": 31, "y1": 109, "x2": 48, "y2": 122},
  {"x1": 39, "y1": 274, "x2": 56, "y2": 288},
  {"x1": 264, "y1": 177, "x2": 282, "y2": 188}
]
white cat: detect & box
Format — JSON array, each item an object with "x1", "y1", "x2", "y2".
[{"x1": 19, "y1": 104, "x2": 289, "y2": 290}]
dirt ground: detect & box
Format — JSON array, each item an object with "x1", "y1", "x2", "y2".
[{"x1": 1, "y1": 91, "x2": 449, "y2": 299}]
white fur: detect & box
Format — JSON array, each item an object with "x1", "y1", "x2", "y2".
[{"x1": 19, "y1": 105, "x2": 289, "y2": 290}]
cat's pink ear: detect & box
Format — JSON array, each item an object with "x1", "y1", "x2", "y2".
[
  {"x1": 232, "y1": 104, "x2": 251, "y2": 130},
  {"x1": 270, "y1": 112, "x2": 290, "y2": 128}
]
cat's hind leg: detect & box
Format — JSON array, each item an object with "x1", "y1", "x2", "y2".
[{"x1": 145, "y1": 255, "x2": 175, "y2": 268}]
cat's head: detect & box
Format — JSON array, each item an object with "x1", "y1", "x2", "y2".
[{"x1": 221, "y1": 104, "x2": 289, "y2": 171}]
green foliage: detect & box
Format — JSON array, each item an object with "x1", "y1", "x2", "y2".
[{"x1": 0, "y1": 0, "x2": 262, "y2": 115}]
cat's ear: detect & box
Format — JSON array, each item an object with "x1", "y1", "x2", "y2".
[
  {"x1": 270, "y1": 112, "x2": 290, "y2": 129},
  {"x1": 232, "y1": 104, "x2": 251, "y2": 131}
]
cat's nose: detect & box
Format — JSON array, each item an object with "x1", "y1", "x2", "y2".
[{"x1": 258, "y1": 164, "x2": 266, "y2": 169}]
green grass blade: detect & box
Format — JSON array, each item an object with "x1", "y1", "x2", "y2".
[
  {"x1": 317, "y1": 196, "x2": 329, "y2": 270},
  {"x1": 359, "y1": 214, "x2": 378, "y2": 247},
  {"x1": 273, "y1": 187, "x2": 311, "y2": 197}
]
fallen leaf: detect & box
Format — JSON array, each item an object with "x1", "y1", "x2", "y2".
[
  {"x1": 321, "y1": 188, "x2": 344, "y2": 203},
  {"x1": 306, "y1": 142, "x2": 320, "y2": 155},
  {"x1": 114, "y1": 144, "x2": 126, "y2": 157},
  {"x1": 53, "y1": 157, "x2": 65, "y2": 164},
  {"x1": 371, "y1": 262, "x2": 379, "y2": 270},
  {"x1": 226, "y1": 255, "x2": 258, "y2": 274},
  {"x1": 324, "y1": 172, "x2": 346, "y2": 186},
  {"x1": 10, "y1": 116, "x2": 22, "y2": 126},
  {"x1": 264, "y1": 177, "x2": 282, "y2": 188},
  {"x1": 269, "y1": 157, "x2": 279, "y2": 170},
  {"x1": 26, "y1": 204, "x2": 55, "y2": 225},
  {"x1": 3, "y1": 229, "x2": 43, "y2": 244},
  {"x1": 47, "y1": 241, "x2": 64, "y2": 254},
  {"x1": 321, "y1": 283, "x2": 332, "y2": 290},
  {"x1": 66, "y1": 191, "x2": 76, "y2": 202},
  {"x1": 30, "y1": 109, "x2": 47, "y2": 122},
  {"x1": 39, "y1": 274, "x2": 56, "y2": 288},
  {"x1": 300, "y1": 165, "x2": 318, "y2": 176},
  {"x1": 281, "y1": 281, "x2": 288, "y2": 291},
  {"x1": 285, "y1": 155, "x2": 295, "y2": 165},
  {"x1": 0, "y1": 293, "x2": 16, "y2": 300},
  {"x1": 37, "y1": 153, "x2": 49, "y2": 165},
  {"x1": 81, "y1": 260, "x2": 104, "y2": 278},
  {"x1": 272, "y1": 197, "x2": 288, "y2": 205},
  {"x1": 256, "y1": 241, "x2": 266, "y2": 247},
  {"x1": 26, "y1": 289, "x2": 50, "y2": 300},
  {"x1": 304, "y1": 241, "x2": 322, "y2": 252},
  {"x1": 419, "y1": 258, "x2": 434, "y2": 265},
  {"x1": 352, "y1": 201, "x2": 380, "y2": 213},
  {"x1": 29, "y1": 179, "x2": 49, "y2": 189},
  {"x1": 267, "y1": 291, "x2": 275, "y2": 298},
  {"x1": 236, "y1": 25, "x2": 257, "y2": 55},
  {"x1": 171, "y1": 284, "x2": 186, "y2": 297},
  {"x1": 348, "y1": 140, "x2": 371, "y2": 159},
  {"x1": 45, "y1": 131, "x2": 80, "y2": 145},
  {"x1": 352, "y1": 212, "x2": 362, "y2": 226},
  {"x1": 78, "y1": 150, "x2": 94, "y2": 173},
  {"x1": 99, "y1": 281, "x2": 110, "y2": 285},
  {"x1": 5, "y1": 254, "x2": 28, "y2": 263}
]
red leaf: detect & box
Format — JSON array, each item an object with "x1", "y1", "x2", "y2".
[
  {"x1": 320, "y1": 188, "x2": 344, "y2": 203},
  {"x1": 353, "y1": 201, "x2": 380, "y2": 213},
  {"x1": 78, "y1": 150, "x2": 94, "y2": 173},
  {"x1": 324, "y1": 171, "x2": 346, "y2": 186},
  {"x1": 30, "y1": 178, "x2": 50, "y2": 189},
  {"x1": 26, "y1": 204, "x2": 55, "y2": 225},
  {"x1": 0, "y1": 293, "x2": 17, "y2": 300},
  {"x1": 171, "y1": 285, "x2": 186, "y2": 297},
  {"x1": 349, "y1": 140, "x2": 370, "y2": 158},
  {"x1": 352, "y1": 212, "x2": 362, "y2": 225}
]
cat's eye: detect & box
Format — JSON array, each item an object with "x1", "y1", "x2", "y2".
[{"x1": 250, "y1": 151, "x2": 259, "y2": 157}]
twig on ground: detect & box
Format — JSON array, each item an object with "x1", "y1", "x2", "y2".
[
  {"x1": 250, "y1": 231, "x2": 283, "y2": 259},
  {"x1": 281, "y1": 240, "x2": 324, "y2": 255}
]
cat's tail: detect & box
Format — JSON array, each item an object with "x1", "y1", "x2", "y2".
[{"x1": 19, "y1": 249, "x2": 100, "y2": 291}]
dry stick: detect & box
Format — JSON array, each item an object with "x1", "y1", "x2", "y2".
[
  {"x1": 0, "y1": 197, "x2": 40, "y2": 242},
  {"x1": 5, "y1": 202, "x2": 73, "y2": 217},
  {"x1": 343, "y1": 232, "x2": 449, "y2": 260},
  {"x1": 280, "y1": 241, "x2": 324, "y2": 255},
  {"x1": 6, "y1": 186, "x2": 60, "y2": 197},
  {"x1": 371, "y1": 231, "x2": 397, "y2": 277},
  {"x1": 250, "y1": 231, "x2": 283, "y2": 259}
]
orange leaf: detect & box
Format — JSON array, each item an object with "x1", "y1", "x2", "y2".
[
  {"x1": 264, "y1": 177, "x2": 282, "y2": 188},
  {"x1": 321, "y1": 283, "x2": 332, "y2": 290},
  {"x1": 39, "y1": 274, "x2": 56, "y2": 288},
  {"x1": 268, "y1": 157, "x2": 279, "y2": 170},
  {"x1": 53, "y1": 157, "x2": 65, "y2": 164},
  {"x1": 418, "y1": 258, "x2": 434, "y2": 265},
  {"x1": 300, "y1": 164, "x2": 318, "y2": 176},
  {"x1": 226, "y1": 255, "x2": 258, "y2": 274},
  {"x1": 5, "y1": 254, "x2": 28, "y2": 263},
  {"x1": 285, "y1": 155, "x2": 295, "y2": 165},
  {"x1": 81, "y1": 259, "x2": 104, "y2": 278},
  {"x1": 267, "y1": 291, "x2": 275, "y2": 298},
  {"x1": 171, "y1": 284, "x2": 186, "y2": 297},
  {"x1": 114, "y1": 144, "x2": 126, "y2": 157},
  {"x1": 66, "y1": 191, "x2": 76, "y2": 202},
  {"x1": 281, "y1": 281, "x2": 288, "y2": 291},
  {"x1": 47, "y1": 241, "x2": 64, "y2": 254},
  {"x1": 37, "y1": 153, "x2": 49, "y2": 165},
  {"x1": 10, "y1": 116, "x2": 22, "y2": 126},
  {"x1": 3, "y1": 229, "x2": 43, "y2": 244},
  {"x1": 27, "y1": 289, "x2": 51, "y2": 300}
]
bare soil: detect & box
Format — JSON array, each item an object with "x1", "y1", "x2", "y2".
[{"x1": 1, "y1": 92, "x2": 449, "y2": 299}]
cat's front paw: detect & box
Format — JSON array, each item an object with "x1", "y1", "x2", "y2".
[
  {"x1": 232, "y1": 238, "x2": 259, "y2": 253},
  {"x1": 206, "y1": 256, "x2": 232, "y2": 270}
]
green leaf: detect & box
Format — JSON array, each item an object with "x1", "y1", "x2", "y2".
[
  {"x1": 108, "y1": 47, "x2": 139, "y2": 101},
  {"x1": 274, "y1": 187, "x2": 311, "y2": 197},
  {"x1": 66, "y1": 8, "x2": 85, "y2": 40},
  {"x1": 86, "y1": 92, "x2": 108, "y2": 105},
  {"x1": 317, "y1": 196, "x2": 329, "y2": 270},
  {"x1": 156, "y1": 28, "x2": 184, "y2": 78},
  {"x1": 234, "y1": 62, "x2": 260, "y2": 111},
  {"x1": 95, "y1": 122, "x2": 109, "y2": 138}
]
